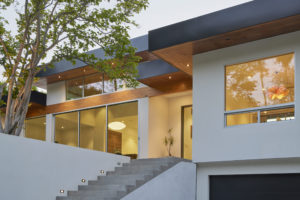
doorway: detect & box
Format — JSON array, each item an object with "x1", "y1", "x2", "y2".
[{"x1": 181, "y1": 105, "x2": 192, "y2": 160}]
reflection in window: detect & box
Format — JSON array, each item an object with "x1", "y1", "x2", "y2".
[
  {"x1": 225, "y1": 53, "x2": 295, "y2": 126},
  {"x1": 84, "y1": 74, "x2": 103, "y2": 97},
  {"x1": 55, "y1": 112, "x2": 78, "y2": 147},
  {"x1": 80, "y1": 107, "x2": 106, "y2": 151},
  {"x1": 107, "y1": 101, "x2": 138, "y2": 159},
  {"x1": 66, "y1": 77, "x2": 83, "y2": 100},
  {"x1": 261, "y1": 107, "x2": 295, "y2": 123},
  {"x1": 226, "y1": 112, "x2": 258, "y2": 127},
  {"x1": 25, "y1": 116, "x2": 46, "y2": 141},
  {"x1": 66, "y1": 73, "x2": 131, "y2": 100}
]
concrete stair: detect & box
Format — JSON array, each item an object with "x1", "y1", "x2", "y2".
[{"x1": 56, "y1": 157, "x2": 185, "y2": 200}]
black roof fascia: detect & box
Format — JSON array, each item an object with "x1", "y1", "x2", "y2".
[
  {"x1": 37, "y1": 35, "x2": 149, "y2": 78},
  {"x1": 148, "y1": 0, "x2": 300, "y2": 51},
  {"x1": 137, "y1": 59, "x2": 179, "y2": 80},
  {"x1": 1, "y1": 91, "x2": 46, "y2": 107}
]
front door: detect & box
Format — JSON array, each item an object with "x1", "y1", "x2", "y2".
[{"x1": 181, "y1": 105, "x2": 192, "y2": 160}]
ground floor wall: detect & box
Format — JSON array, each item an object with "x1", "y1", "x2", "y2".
[
  {"x1": 0, "y1": 133, "x2": 129, "y2": 200},
  {"x1": 196, "y1": 158, "x2": 300, "y2": 200}
]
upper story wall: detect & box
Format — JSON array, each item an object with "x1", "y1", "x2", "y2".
[
  {"x1": 193, "y1": 31, "x2": 300, "y2": 163},
  {"x1": 47, "y1": 81, "x2": 66, "y2": 105}
]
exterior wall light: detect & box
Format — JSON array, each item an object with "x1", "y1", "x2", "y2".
[
  {"x1": 108, "y1": 121, "x2": 126, "y2": 131},
  {"x1": 168, "y1": 76, "x2": 172, "y2": 80},
  {"x1": 60, "y1": 189, "x2": 64, "y2": 194}
]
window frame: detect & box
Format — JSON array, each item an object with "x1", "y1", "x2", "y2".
[{"x1": 224, "y1": 52, "x2": 296, "y2": 127}]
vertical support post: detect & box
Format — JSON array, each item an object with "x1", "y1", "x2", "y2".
[
  {"x1": 138, "y1": 97, "x2": 149, "y2": 159},
  {"x1": 105, "y1": 105, "x2": 108, "y2": 152},
  {"x1": 46, "y1": 114, "x2": 54, "y2": 142}
]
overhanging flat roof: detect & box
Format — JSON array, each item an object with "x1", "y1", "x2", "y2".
[
  {"x1": 149, "y1": 0, "x2": 300, "y2": 51},
  {"x1": 149, "y1": 0, "x2": 300, "y2": 75}
]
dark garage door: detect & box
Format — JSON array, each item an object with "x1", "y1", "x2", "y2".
[{"x1": 210, "y1": 174, "x2": 300, "y2": 200}]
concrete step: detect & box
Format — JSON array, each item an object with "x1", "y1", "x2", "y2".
[
  {"x1": 56, "y1": 157, "x2": 185, "y2": 200},
  {"x1": 78, "y1": 184, "x2": 129, "y2": 191}
]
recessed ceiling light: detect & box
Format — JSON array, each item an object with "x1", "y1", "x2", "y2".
[
  {"x1": 108, "y1": 121, "x2": 126, "y2": 131},
  {"x1": 61, "y1": 126, "x2": 64, "y2": 129}
]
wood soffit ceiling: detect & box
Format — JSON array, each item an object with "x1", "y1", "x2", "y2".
[
  {"x1": 152, "y1": 14, "x2": 300, "y2": 76},
  {"x1": 47, "y1": 51, "x2": 159, "y2": 84}
]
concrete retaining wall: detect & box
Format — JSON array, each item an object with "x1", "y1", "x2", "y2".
[{"x1": 0, "y1": 133, "x2": 130, "y2": 200}]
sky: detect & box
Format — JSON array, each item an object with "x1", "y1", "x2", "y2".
[
  {"x1": 128, "y1": 0, "x2": 252, "y2": 38},
  {"x1": 0, "y1": 0, "x2": 251, "y2": 81}
]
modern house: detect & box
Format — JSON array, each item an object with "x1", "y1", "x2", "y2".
[{"x1": 1, "y1": 0, "x2": 300, "y2": 199}]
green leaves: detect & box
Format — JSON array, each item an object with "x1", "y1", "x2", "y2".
[{"x1": 0, "y1": 0, "x2": 148, "y2": 136}]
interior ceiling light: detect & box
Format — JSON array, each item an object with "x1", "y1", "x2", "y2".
[{"x1": 108, "y1": 121, "x2": 126, "y2": 131}]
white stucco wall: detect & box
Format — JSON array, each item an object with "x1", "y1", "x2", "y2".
[
  {"x1": 47, "y1": 81, "x2": 66, "y2": 105},
  {"x1": 0, "y1": 133, "x2": 129, "y2": 200},
  {"x1": 193, "y1": 31, "x2": 300, "y2": 163},
  {"x1": 148, "y1": 96, "x2": 169, "y2": 158},
  {"x1": 122, "y1": 162, "x2": 196, "y2": 200},
  {"x1": 138, "y1": 98, "x2": 149, "y2": 158},
  {"x1": 197, "y1": 158, "x2": 300, "y2": 200}
]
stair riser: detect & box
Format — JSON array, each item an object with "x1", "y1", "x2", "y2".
[{"x1": 56, "y1": 157, "x2": 185, "y2": 200}]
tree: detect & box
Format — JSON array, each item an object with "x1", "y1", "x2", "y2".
[{"x1": 0, "y1": 0, "x2": 148, "y2": 136}]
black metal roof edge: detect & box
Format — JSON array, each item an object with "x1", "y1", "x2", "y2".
[
  {"x1": 148, "y1": 0, "x2": 300, "y2": 51},
  {"x1": 37, "y1": 35, "x2": 148, "y2": 77},
  {"x1": 1, "y1": 91, "x2": 47, "y2": 107},
  {"x1": 137, "y1": 59, "x2": 179, "y2": 80}
]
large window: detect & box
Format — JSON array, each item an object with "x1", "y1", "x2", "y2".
[
  {"x1": 66, "y1": 73, "x2": 129, "y2": 100},
  {"x1": 25, "y1": 116, "x2": 46, "y2": 141},
  {"x1": 54, "y1": 101, "x2": 138, "y2": 158},
  {"x1": 80, "y1": 107, "x2": 106, "y2": 151},
  {"x1": 225, "y1": 53, "x2": 295, "y2": 126},
  {"x1": 55, "y1": 112, "x2": 78, "y2": 146},
  {"x1": 108, "y1": 102, "x2": 138, "y2": 158}
]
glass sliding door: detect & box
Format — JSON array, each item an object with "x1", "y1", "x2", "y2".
[
  {"x1": 80, "y1": 107, "x2": 106, "y2": 151},
  {"x1": 25, "y1": 116, "x2": 46, "y2": 141},
  {"x1": 55, "y1": 112, "x2": 78, "y2": 147},
  {"x1": 107, "y1": 101, "x2": 138, "y2": 159},
  {"x1": 182, "y1": 105, "x2": 192, "y2": 160},
  {"x1": 54, "y1": 101, "x2": 139, "y2": 157}
]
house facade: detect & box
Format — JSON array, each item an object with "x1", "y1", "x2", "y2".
[{"x1": 22, "y1": 0, "x2": 300, "y2": 199}]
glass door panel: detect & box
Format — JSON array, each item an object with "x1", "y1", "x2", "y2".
[
  {"x1": 80, "y1": 107, "x2": 106, "y2": 151},
  {"x1": 55, "y1": 112, "x2": 78, "y2": 147},
  {"x1": 182, "y1": 105, "x2": 192, "y2": 160},
  {"x1": 107, "y1": 101, "x2": 138, "y2": 159}
]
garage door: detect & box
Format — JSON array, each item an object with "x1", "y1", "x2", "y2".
[{"x1": 210, "y1": 174, "x2": 300, "y2": 200}]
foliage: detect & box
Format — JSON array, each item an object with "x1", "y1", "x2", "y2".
[
  {"x1": 164, "y1": 128, "x2": 174, "y2": 157},
  {"x1": 0, "y1": 0, "x2": 148, "y2": 135}
]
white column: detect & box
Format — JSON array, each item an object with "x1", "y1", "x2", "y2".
[
  {"x1": 46, "y1": 114, "x2": 54, "y2": 142},
  {"x1": 138, "y1": 97, "x2": 149, "y2": 158}
]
